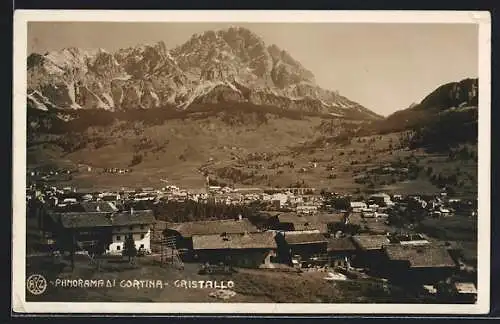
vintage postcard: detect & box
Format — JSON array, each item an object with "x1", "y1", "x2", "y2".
[{"x1": 12, "y1": 10, "x2": 491, "y2": 314}]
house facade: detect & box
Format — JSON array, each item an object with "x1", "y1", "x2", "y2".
[
  {"x1": 109, "y1": 223, "x2": 152, "y2": 254},
  {"x1": 191, "y1": 231, "x2": 277, "y2": 268},
  {"x1": 164, "y1": 218, "x2": 259, "y2": 253},
  {"x1": 382, "y1": 244, "x2": 457, "y2": 285},
  {"x1": 327, "y1": 236, "x2": 358, "y2": 268},
  {"x1": 275, "y1": 230, "x2": 328, "y2": 266},
  {"x1": 58, "y1": 210, "x2": 155, "y2": 255},
  {"x1": 351, "y1": 234, "x2": 391, "y2": 273}
]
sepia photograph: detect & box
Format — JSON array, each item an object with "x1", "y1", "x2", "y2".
[{"x1": 12, "y1": 10, "x2": 491, "y2": 314}]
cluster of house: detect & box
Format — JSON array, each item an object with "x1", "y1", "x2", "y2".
[
  {"x1": 26, "y1": 182, "x2": 477, "y2": 301},
  {"x1": 27, "y1": 168, "x2": 74, "y2": 183},
  {"x1": 349, "y1": 192, "x2": 476, "y2": 219},
  {"x1": 27, "y1": 182, "x2": 325, "y2": 211},
  {"x1": 163, "y1": 211, "x2": 476, "y2": 300},
  {"x1": 102, "y1": 168, "x2": 132, "y2": 174}
]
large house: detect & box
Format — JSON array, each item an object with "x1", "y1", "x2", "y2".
[
  {"x1": 57, "y1": 210, "x2": 155, "y2": 255},
  {"x1": 327, "y1": 236, "x2": 358, "y2": 268},
  {"x1": 267, "y1": 212, "x2": 345, "y2": 233},
  {"x1": 275, "y1": 230, "x2": 328, "y2": 266},
  {"x1": 383, "y1": 244, "x2": 457, "y2": 284},
  {"x1": 191, "y1": 231, "x2": 277, "y2": 268},
  {"x1": 351, "y1": 234, "x2": 391, "y2": 273},
  {"x1": 164, "y1": 217, "x2": 259, "y2": 251}
]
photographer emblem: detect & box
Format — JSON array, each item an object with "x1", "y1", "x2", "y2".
[{"x1": 26, "y1": 274, "x2": 47, "y2": 295}]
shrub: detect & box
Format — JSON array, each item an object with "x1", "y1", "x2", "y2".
[{"x1": 130, "y1": 154, "x2": 143, "y2": 166}]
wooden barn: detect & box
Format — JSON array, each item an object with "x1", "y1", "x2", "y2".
[
  {"x1": 383, "y1": 244, "x2": 458, "y2": 285},
  {"x1": 191, "y1": 231, "x2": 277, "y2": 268},
  {"x1": 275, "y1": 230, "x2": 328, "y2": 266},
  {"x1": 163, "y1": 218, "x2": 259, "y2": 251},
  {"x1": 327, "y1": 236, "x2": 358, "y2": 268},
  {"x1": 267, "y1": 212, "x2": 345, "y2": 233},
  {"x1": 351, "y1": 234, "x2": 391, "y2": 274}
]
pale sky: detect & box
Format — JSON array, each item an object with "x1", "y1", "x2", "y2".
[{"x1": 28, "y1": 22, "x2": 478, "y2": 116}]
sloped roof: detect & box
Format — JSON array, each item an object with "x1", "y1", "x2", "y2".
[
  {"x1": 454, "y1": 282, "x2": 477, "y2": 294},
  {"x1": 81, "y1": 201, "x2": 118, "y2": 213},
  {"x1": 167, "y1": 218, "x2": 258, "y2": 237},
  {"x1": 60, "y1": 210, "x2": 155, "y2": 228},
  {"x1": 327, "y1": 237, "x2": 357, "y2": 252},
  {"x1": 274, "y1": 212, "x2": 341, "y2": 232},
  {"x1": 315, "y1": 212, "x2": 346, "y2": 224},
  {"x1": 192, "y1": 231, "x2": 277, "y2": 250},
  {"x1": 282, "y1": 231, "x2": 328, "y2": 245},
  {"x1": 384, "y1": 244, "x2": 457, "y2": 268},
  {"x1": 352, "y1": 235, "x2": 390, "y2": 250}
]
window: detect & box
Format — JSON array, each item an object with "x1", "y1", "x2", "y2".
[
  {"x1": 117, "y1": 245, "x2": 121, "y2": 251},
  {"x1": 140, "y1": 225, "x2": 144, "y2": 230},
  {"x1": 140, "y1": 234, "x2": 145, "y2": 239},
  {"x1": 140, "y1": 244, "x2": 144, "y2": 249},
  {"x1": 116, "y1": 235, "x2": 121, "y2": 241},
  {"x1": 129, "y1": 226, "x2": 133, "y2": 230}
]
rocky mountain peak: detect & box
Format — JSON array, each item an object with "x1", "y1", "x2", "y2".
[{"x1": 27, "y1": 26, "x2": 381, "y2": 120}]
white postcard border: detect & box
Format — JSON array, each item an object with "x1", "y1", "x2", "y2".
[{"x1": 12, "y1": 10, "x2": 491, "y2": 314}]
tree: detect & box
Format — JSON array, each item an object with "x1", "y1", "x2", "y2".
[
  {"x1": 122, "y1": 234, "x2": 137, "y2": 263},
  {"x1": 88, "y1": 229, "x2": 112, "y2": 271},
  {"x1": 55, "y1": 229, "x2": 76, "y2": 271}
]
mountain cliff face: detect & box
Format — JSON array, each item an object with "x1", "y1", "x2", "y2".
[{"x1": 27, "y1": 27, "x2": 381, "y2": 120}]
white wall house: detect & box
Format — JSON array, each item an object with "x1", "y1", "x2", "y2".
[
  {"x1": 107, "y1": 224, "x2": 152, "y2": 255},
  {"x1": 59, "y1": 210, "x2": 156, "y2": 256},
  {"x1": 350, "y1": 201, "x2": 367, "y2": 212},
  {"x1": 369, "y1": 193, "x2": 394, "y2": 207},
  {"x1": 296, "y1": 205, "x2": 318, "y2": 215},
  {"x1": 271, "y1": 193, "x2": 288, "y2": 207}
]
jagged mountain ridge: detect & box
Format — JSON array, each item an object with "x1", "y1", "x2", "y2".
[{"x1": 27, "y1": 27, "x2": 381, "y2": 120}]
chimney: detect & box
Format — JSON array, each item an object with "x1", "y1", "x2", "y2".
[
  {"x1": 237, "y1": 214, "x2": 242, "y2": 221},
  {"x1": 96, "y1": 205, "x2": 100, "y2": 212},
  {"x1": 130, "y1": 207, "x2": 134, "y2": 215}
]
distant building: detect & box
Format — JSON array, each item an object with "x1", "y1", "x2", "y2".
[
  {"x1": 350, "y1": 201, "x2": 367, "y2": 213},
  {"x1": 296, "y1": 205, "x2": 318, "y2": 215},
  {"x1": 80, "y1": 201, "x2": 119, "y2": 213},
  {"x1": 98, "y1": 192, "x2": 121, "y2": 202},
  {"x1": 369, "y1": 193, "x2": 394, "y2": 207},
  {"x1": 271, "y1": 193, "x2": 288, "y2": 208},
  {"x1": 391, "y1": 233, "x2": 430, "y2": 246}
]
